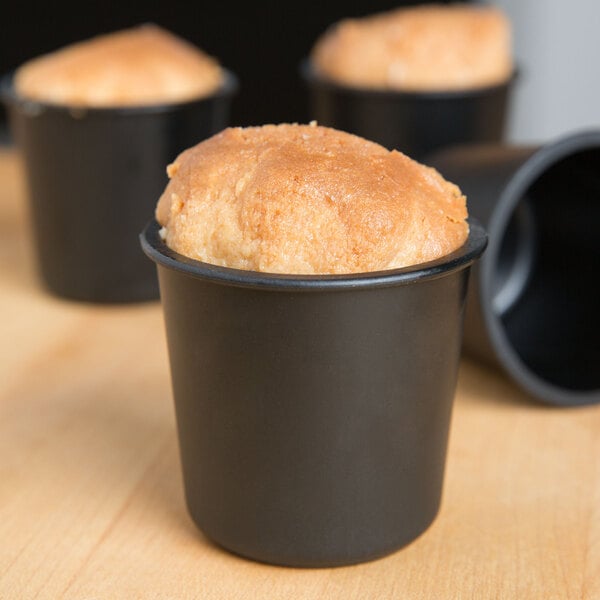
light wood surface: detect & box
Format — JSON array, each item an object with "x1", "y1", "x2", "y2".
[{"x1": 1, "y1": 148, "x2": 599, "y2": 599}]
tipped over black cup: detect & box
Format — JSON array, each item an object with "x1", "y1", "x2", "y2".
[
  {"x1": 301, "y1": 61, "x2": 513, "y2": 161},
  {"x1": 428, "y1": 130, "x2": 600, "y2": 406},
  {"x1": 141, "y1": 219, "x2": 487, "y2": 567},
  {"x1": 1, "y1": 72, "x2": 237, "y2": 303}
]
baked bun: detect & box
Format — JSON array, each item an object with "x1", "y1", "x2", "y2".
[
  {"x1": 311, "y1": 4, "x2": 512, "y2": 91},
  {"x1": 14, "y1": 24, "x2": 224, "y2": 107},
  {"x1": 156, "y1": 123, "x2": 468, "y2": 275}
]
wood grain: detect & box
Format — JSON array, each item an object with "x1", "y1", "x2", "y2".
[{"x1": 1, "y1": 149, "x2": 599, "y2": 599}]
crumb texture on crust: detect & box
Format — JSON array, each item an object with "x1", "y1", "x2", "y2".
[
  {"x1": 311, "y1": 4, "x2": 512, "y2": 91},
  {"x1": 156, "y1": 124, "x2": 469, "y2": 275},
  {"x1": 14, "y1": 24, "x2": 224, "y2": 107}
]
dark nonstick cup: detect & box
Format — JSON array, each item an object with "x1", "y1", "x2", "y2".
[
  {"x1": 428, "y1": 130, "x2": 600, "y2": 406},
  {"x1": 301, "y1": 61, "x2": 513, "y2": 161},
  {"x1": 1, "y1": 72, "x2": 237, "y2": 303},
  {"x1": 141, "y1": 219, "x2": 487, "y2": 567}
]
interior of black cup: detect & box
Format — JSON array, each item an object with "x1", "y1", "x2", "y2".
[
  {"x1": 491, "y1": 148, "x2": 600, "y2": 393},
  {"x1": 492, "y1": 199, "x2": 536, "y2": 315}
]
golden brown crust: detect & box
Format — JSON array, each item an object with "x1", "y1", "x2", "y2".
[
  {"x1": 14, "y1": 24, "x2": 224, "y2": 107},
  {"x1": 311, "y1": 4, "x2": 512, "y2": 91},
  {"x1": 156, "y1": 124, "x2": 468, "y2": 274}
]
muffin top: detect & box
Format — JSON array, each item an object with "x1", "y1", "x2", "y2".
[
  {"x1": 156, "y1": 123, "x2": 468, "y2": 275},
  {"x1": 311, "y1": 4, "x2": 512, "y2": 92},
  {"x1": 14, "y1": 24, "x2": 224, "y2": 107}
]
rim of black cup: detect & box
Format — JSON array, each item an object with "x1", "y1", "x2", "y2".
[
  {"x1": 480, "y1": 128, "x2": 600, "y2": 406},
  {"x1": 0, "y1": 69, "x2": 238, "y2": 116},
  {"x1": 300, "y1": 59, "x2": 516, "y2": 101},
  {"x1": 141, "y1": 218, "x2": 487, "y2": 292}
]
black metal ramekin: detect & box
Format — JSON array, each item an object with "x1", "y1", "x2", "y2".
[
  {"x1": 1, "y1": 72, "x2": 237, "y2": 302},
  {"x1": 428, "y1": 130, "x2": 600, "y2": 406},
  {"x1": 141, "y1": 219, "x2": 487, "y2": 567},
  {"x1": 301, "y1": 61, "x2": 513, "y2": 161}
]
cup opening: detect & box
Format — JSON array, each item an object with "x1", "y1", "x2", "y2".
[
  {"x1": 490, "y1": 146, "x2": 600, "y2": 396},
  {"x1": 141, "y1": 218, "x2": 487, "y2": 292},
  {"x1": 300, "y1": 59, "x2": 516, "y2": 100},
  {"x1": 0, "y1": 70, "x2": 238, "y2": 116}
]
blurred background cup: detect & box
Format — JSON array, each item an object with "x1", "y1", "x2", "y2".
[
  {"x1": 428, "y1": 129, "x2": 600, "y2": 406},
  {"x1": 1, "y1": 71, "x2": 237, "y2": 303},
  {"x1": 302, "y1": 61, "x2": 514, "y2": 161},
  {"x1": 141, "y1": 219, "x2": 487, "y2": 567}
]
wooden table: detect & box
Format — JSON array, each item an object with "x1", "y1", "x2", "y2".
[{"x1": 1, "y1": 148, "x2": 598, "y2": 599}]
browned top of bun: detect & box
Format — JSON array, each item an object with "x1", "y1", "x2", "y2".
[
  {"x1": 311, "y1": 4, "x2": 512, "y2": 91},
  {"x1": 14, "y1": 24, "x2": 224, "y2": 107},
  {"x1": 156, "y1": 123, "x2": 468, "y2": 274}
]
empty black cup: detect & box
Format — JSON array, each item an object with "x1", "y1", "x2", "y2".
[
  {"x1": 301, "y1": 61, "x2": 513, "y2": 161},
  {"x1": 141, "y1": 219, "x2": 487, "y2": 567},
  {"x1": 1, "y1": 72, "x2": 237, "y2": 303},
  {"x1": 428, "y1": 130, "x2": 600, "y2": 406}
]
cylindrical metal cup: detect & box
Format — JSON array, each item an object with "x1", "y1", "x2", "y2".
[
  {"x1": 141, "y1": 219, "x2": 487, "y2": 567},
  {"x1": 301, "y1": 61, "x2": 513, "y2": 161},
  {"x1": 428, "y1": 130, "x2": 600, "y2": 406},
  {"x1": 1, "y1": 72, "x2": 237, "y2": 303}
]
